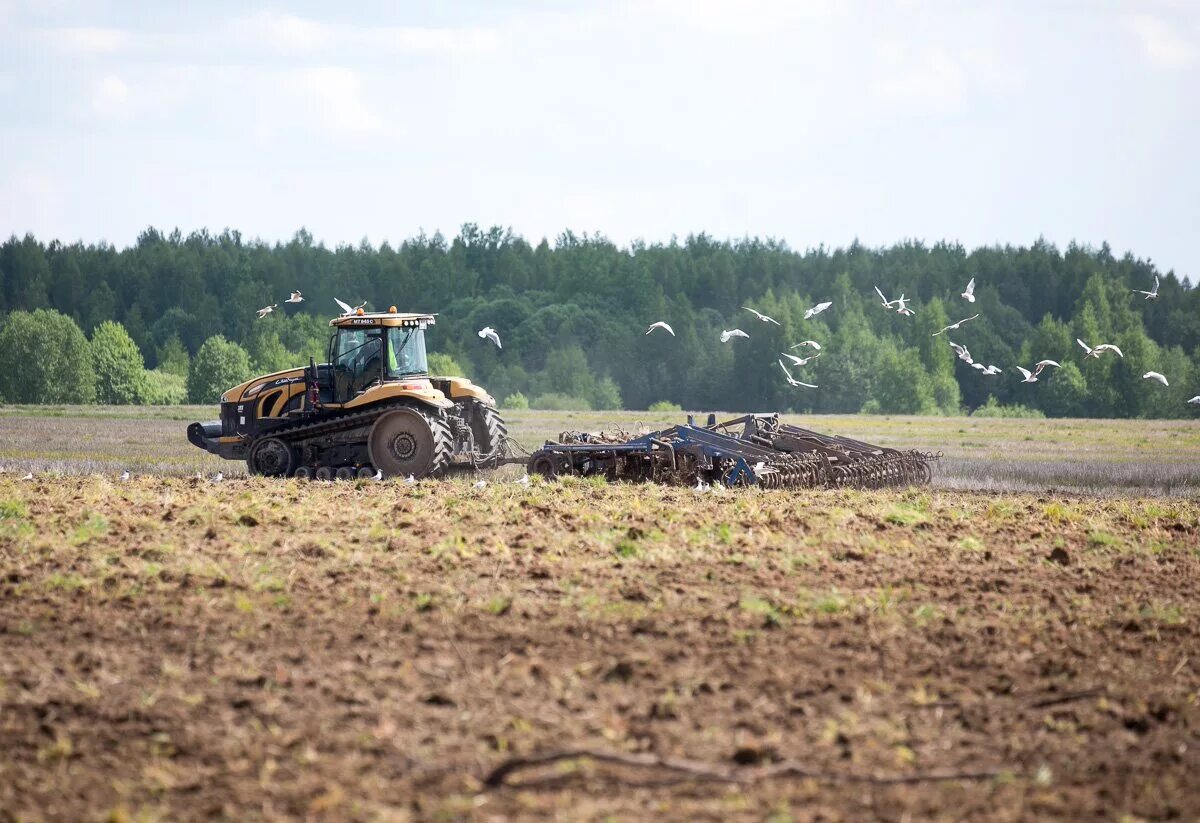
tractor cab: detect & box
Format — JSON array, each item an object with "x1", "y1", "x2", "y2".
[{"x1": 321, "y1": 311, "x2": 435, "y2": 404}]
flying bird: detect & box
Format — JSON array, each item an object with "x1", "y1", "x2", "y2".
[
  {"x1": 285, "y1": 291, "x2": 304, "y2": 303},
  {"x1": 1015, "y1": 367, "x2": 1040, "y2": 384},
  {"x1": 1016, "y1": 361, "x2": 1060, "y2": 383},
  {"x1": 1132, "y1": 274, "x2": 1159, "y2": 300},
  {"x1": 645, "y1": 321, "x2": 675, "y2": 336},
  {"x1": 948, "y1": 341, "x2": 972, "y2": 364},
  {"x1": 961, "y1": 278, "x2": 976, "y2": 303},
  {"x1": 1143, "y1": 371, "x2": 1169, "y2": 386},
  {"x1": 720, "y1": 329, "x2": 749, "y2": 343},
  {"x1": 743, "y1": 307, "x2": 781, "y2": 325},
  {"x1": 803, "y1": 301, "x2": 832, "y2": 320},
  {"x1": 779, "y1": 351, "x2": 821, "y2": 367},
  {"x1": 932, "y1": 314, "x2": 980, "y2": 336},
  {"x1": 478, "y1": 327, "x2": 502, "y2": 348},
  {"x1": 335, "y1": 298, "x2": 355, "y2": 316},
  {"x1": 1077, "y1": 339, "x2": 1123, "y2": 359},
  {"x1": 777, "y1": 359, "x2": 818, "y2": 388},
  {"x1": 791, "y1": 340, "x2": 822, "y2": 351},
  {"x1": 981, "y1": 364, "x2": 1002, "y2": 375},
  {"x1": 1188, "y1": 396, "x2": 1200, "y2": 405},
  {"x1": 256, "y1": 304, "x2": 277, "y2": 319},
  {"x1": 874, "y1": 286, "x2": 894, "y2": 309}
]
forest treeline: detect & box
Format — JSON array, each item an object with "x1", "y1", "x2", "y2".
[{"x1": 0, "y1": 225, "x2": 1196, "y2": 416}]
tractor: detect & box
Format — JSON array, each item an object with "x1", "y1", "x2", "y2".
[{"x1": 188, "y1": 308, "x2": 508, "y2": 480}]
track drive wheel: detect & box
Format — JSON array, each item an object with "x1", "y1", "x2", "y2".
[
  {"x1": 463, "y1": 400, "x2": 508, "y2": 460},
  {"x1": 247, "y1": 437, "x2": 294, "y2": 477},
  {"x1": 368, "y1": 406, "x2": 452, "y2": 479}
]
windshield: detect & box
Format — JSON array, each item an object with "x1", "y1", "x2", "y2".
[{"x1": 387, "y1": 327, "x2": 428, "y2": 377}]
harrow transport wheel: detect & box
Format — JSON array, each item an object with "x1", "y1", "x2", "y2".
[
  {"x1": 335, "y1": 467, "x2": 355, "y2": 482},
  {"x1": 315, "y1": 466, "x2": 334, "y2": 482},
  {"x1": 528, "y1": 451, "x2": 560, "y2": 480},
  {"x1": 247, "y1": 437, "x2": 294, "y2": 477},
  {"x1": 368, "y1": 407, "x2": 452, "y2": 479},
  {"x1": 357, "y1": 467, "x2": 377, "y2": 480}
]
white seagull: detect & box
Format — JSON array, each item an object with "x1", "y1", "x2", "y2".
[
  {"x1": 285, "y1": 291, "x2": 304, "y2": 303},
  {"x1": 1143, "y1": 371, "x2": 1169, "y2": 386},
  {"x1": 743, "y1": 307, "x2": 781, "y2": 325},
  {"x1": 256, "y1": 304, "x2": 277, "y2": 319},
  {"x1": 779, "y1": 351, "x2": 821, "y2": 367},
  {"x1": 1188, "y1": 396, "x2": 1200, "y2": 405},
  {"x1": 1133, "y1": 275, "x2": 1159, "y2": 300},
  {"x1": 473, "y1": 479, "x2": 488, "y2": 489},
  {"x1": 948, "y1": 341, "x2": 972, "y2": 364},
  {"x1": 803, "y1": 301, "x2": 833, "y2": 320},
  {"x1": 212, "y1": 471, "x2": 224, "y2": 483},
  {"x1": 645, "y1": 321, "x2": 675, "y2": 336},
  {"x1": 335, "y1": 298, "x2": 355, "y2": 316},
  {"x1": 981, "y1": 364, "x2": 1002, "y2": 375},
  {"x1": 777, "y1": 359, "x2": 818, "y2": 388},
  {"x1": 1077, "y1": 339, "x2": 1124, "y2": 359},
  {"x1": 373, "y1": 468, "x2": 384, "y2": 481},
  {"x1": 1015, "y1": 367, "x2": 1039, "y2": 384},
  {"x1": 873, "y1": 286, "x2": 894, "y2": 309},
  {"x1": 693, "y1": 478, "x2": 710, "y2": 493},
  {"x1": 791, "y1": 340, "x2": 822, "y2": 351},
  {"x1": 961, "y1": 278, "x2": 976, "y2": 303},
  {"x1": 119, "y1": 470, "x2": 130, "y2": 482},
  {"x1": 517, "y1": 474, "x2": 531, "y2": 487},
  {"x1": 720, "y1": 329, "x2": 749, "y2": 343},
  {"x1": 932, "y1": 314, "x2": 980, "y2": 336},
  {"x1": 1016, "y1": 361, "x2": 1060, "y2": 383},
  {"x1": 21, "y1": 472, "x2": 33, "y2": 481},
  {"x1": 404, "y1": 474, "x2": 417, "y2": 485},
  {"x1": 478, "y1": 327, "x2": 502, "y2": 348}
]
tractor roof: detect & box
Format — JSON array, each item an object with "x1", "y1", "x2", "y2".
[{"x1": 329, "y1": 311, "x2": 437, "y2": 329}]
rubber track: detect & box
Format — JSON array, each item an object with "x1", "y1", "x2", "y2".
[{"x1": 254, "y1": 402, "x2": 422, "y2": 452}]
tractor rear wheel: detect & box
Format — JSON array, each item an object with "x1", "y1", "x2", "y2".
[{"x1": 368, "y1": 407, "x2": 452, "y2": 479}]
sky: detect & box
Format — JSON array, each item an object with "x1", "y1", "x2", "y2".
[{"x1": 0, "y1": 0, "x2": 1197, "y2": 277}]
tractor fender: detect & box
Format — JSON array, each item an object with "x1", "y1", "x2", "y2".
[{"x1": 341, "y1": 381, "x2": 455, "y2": 411}]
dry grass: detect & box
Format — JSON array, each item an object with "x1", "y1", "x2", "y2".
[{"x1": 1, "y1": 406, "x2": 1198, "y2": 495}]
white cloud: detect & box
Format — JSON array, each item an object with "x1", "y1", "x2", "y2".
[
  {"x1": 1129, "y1": 14, "x2": 1197, "y2": 70},
  {"x1": 875, "y1": 46, "x2": 968, "y2": 113},
  {"x1": 91, "y1": 73, "x2": 129, "y2": 116},
  {"x1": 237, "y1": 11, "x2": 502, "y2": 57},
  {"x1": 0, "y1": 171, "x2": 62, "y2": 234},
  {"x1": 43, "y1": 26, "x2": 128, "y2": 56},
  {"x1": 648, "y1": 0, "x2": 839, "y2": 36},
  {"x1": 283, "y1": 66, "x2": 383, "y2": 140}
]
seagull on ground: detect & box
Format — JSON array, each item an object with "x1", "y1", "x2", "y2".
[
  {"x1": 478, "y1": 327, "x2": 502, "y2": 348},
  {"x1": 1077, "y1": 339, "x2": 1123, "y2": 359},
  {"x1": 335, "y1": 298, "x2": 355, "y2": 316},
  {"x1": 21, "y1": 472, "x2": 33, "y2": 481},
  {"x1": 1143, "y1": 371, "x2": 1169, "y2": 386},
  {"x1": 1133, "y1": 275, "x2": 1159, "y2": 300},
  {"x1": 517, "y1": 474, "x2": 530, "y2": 487},
  {"x1": 256, "y1": 304, "x2": 277, "y2": 319},
  {"x1": 777, "y1": 359, "x2": 818, "y2": 388},
  {"x1": 932, "y1": 314, "x2": 980, "y2": 336},
  {"x1": 961, "y1": 278, "x2": 976, "y2": 303},
  {"x1": 285, "y1": 291, "x2": 304, "y2": 303},
  {"x1": 803, "y1": 301, "x2": 833, "y2": 320},
  {"x1": 212, "y1": 471, "x2": 224, "y2": 483},
  {"x1": 645, "y1": 321, "x2": 675, "y2": 336},
  {"x1": 473, "y1": 479, "x2": 487, "y2": 490},
  {"x1": 404, "y1": 474, "x2": 417, "y2": 485},
  {"x1": 720, "y1": 329, "x2": 749, "y2": 343},
  {"x1": 120, "y1": 470, "x2": 130, "y2": 482},
  {"x1": 791, "y1": 340, "x2": 822, "y2": 351},
  {"x1": 743, "y1": 307, "x2": 781, "y2": 325},
  {"x1": 372, "y1": 468, "x2": 383, "y2": 481},
  {"x1": 779, "y1": 351, "x2": 821, "y2": 367},
  {"x1": 693, "y1": 478, "x2": 710, "y2": 493}
]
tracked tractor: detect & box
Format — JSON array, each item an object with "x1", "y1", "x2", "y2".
[{"x1": 188, "y1": 308, "x2": 509, "y2": 480}]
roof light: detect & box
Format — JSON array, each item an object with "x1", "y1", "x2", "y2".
[
  {"x1": 389, "y1": 305, "x2": 397, "y2": 313},
  {"x1": 356, "y1": 308, "x2": 365, "y2": 316}
]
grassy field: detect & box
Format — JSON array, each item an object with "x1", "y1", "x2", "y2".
[
  {"x1": 2, "y1": 405, "x2": 1199, "y2": 495},
  {"x1": 0, "y1": 407, "x2": 1198, "y2": 820}
]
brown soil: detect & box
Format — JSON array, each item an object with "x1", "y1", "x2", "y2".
[{"x1": 0, "y1": 477, "x2": 1197, "y2": 821}]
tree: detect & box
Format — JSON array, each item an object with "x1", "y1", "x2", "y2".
[
  {"x1": 90, "y1": 321, "x2": 147, "y2": 404},
  {"x1": 188, "y1": 335, "x2": 252, "y2": 403},
  {"x1": 0, "y1": 309, "x2": 96, "y2": 403},
  {"x1": 156, "y1": 335, "x2": 190, "y2": 377}
]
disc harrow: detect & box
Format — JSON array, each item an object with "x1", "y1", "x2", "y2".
[{"x1": 527, "y1": 413, "x2": 938, "y2": 490}]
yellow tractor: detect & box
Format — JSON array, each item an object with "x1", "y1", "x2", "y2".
[{"x1": 188, "y1": 308, "x2": 507, "y2": 480}]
